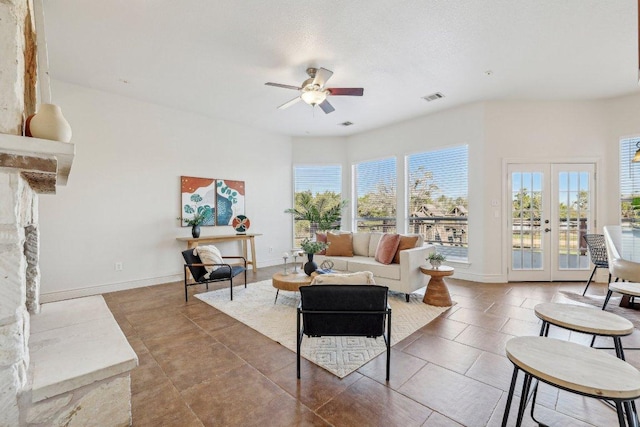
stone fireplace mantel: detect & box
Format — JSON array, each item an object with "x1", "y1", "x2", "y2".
[{"x1": 0, "y1": 133, "x2": 75, "y2": 193}]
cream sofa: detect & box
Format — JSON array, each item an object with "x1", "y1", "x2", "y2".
[{"x1": 313, "y1": 232, "x2": 434, "y2": 301}]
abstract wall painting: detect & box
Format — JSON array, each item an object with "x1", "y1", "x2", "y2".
[
  {"x1": 180, "y1": 176, "x2": 216, "y2": 227},
  {"x1": 216, "y1": 179, "x2": 245, "y2": 225}
]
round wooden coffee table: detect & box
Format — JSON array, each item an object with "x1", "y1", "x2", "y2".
[
  {"x1": 419, "y1": 265, "x2": 454, "y2": 306},
  {"x1": 272, "y1": 272, "x2": 314, "y2": 303}
]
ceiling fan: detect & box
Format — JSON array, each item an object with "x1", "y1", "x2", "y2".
[{"x1": 265, "y1": 67, "x2": 364, "y2": 114}]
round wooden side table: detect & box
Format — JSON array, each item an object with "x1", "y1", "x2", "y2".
[
  {"x1": 419, "y1": 265, "x2": 454, "y2": 306},
  {"x1": 272, "y1": 272, "x2": 315, "y2": 303}
]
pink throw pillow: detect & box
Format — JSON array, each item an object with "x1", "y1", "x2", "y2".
[{"x1": 375, "y1": 233, "x2": 401, "y2": 265}]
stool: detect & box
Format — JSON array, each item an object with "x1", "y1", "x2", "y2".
[
  {"x1": 604, "y1": 282, "x2": 640, "y2": 310},
  {"x1": 502, "y1": 336, "x2": 640, "y2": 427},
  {"x1": 535, "y1": 302, "x2": 633, "y2": 360}
]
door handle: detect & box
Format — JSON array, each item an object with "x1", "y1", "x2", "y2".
[{"x1": 544, "y1": 228, "x2": 551, "y2": 233}]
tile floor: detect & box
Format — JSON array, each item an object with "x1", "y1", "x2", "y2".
[{"x1": 103, "y1": 266, "x2": 640, "y2": 426}]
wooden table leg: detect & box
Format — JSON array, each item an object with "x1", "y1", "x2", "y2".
[
  {"x1": 249, "y1": 236, "x2": 257, "y2": 272},
  {"x1": 423, "y1": 276, "x2": 453, "y2": 306}
]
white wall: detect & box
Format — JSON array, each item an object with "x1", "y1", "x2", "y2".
[
  {"x1": 39, "y1": 83, "x2": 640, "y2": 298},
  {"x1": 484, "y1": 100, "x2": 611, "y2": 281},
  {"x1": 39, "y1": 81, "x2": 293, "y2": 301},
  {"x1": 344, "y1": 103, "x2": 486, "y2": 280},
  {"x1": 291, "y1": 94, "x2": 640, "y2": 283}
]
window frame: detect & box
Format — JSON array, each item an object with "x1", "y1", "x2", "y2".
[
  {"x1": 352, "y1": 156, "x2": 398, "y2": 233},
  {"x1": 406, "y1": 144, "x2": 469, "y2": 260}
]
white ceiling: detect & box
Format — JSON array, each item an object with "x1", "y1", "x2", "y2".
[{"x1": 42, "y1": 0, "x2": 638, "y2": 137}]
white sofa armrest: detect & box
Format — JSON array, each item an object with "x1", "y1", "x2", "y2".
[{"x1": 398, "y1": 244, "x2": 435, "y2": 294}]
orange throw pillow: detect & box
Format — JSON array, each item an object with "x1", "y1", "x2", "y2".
[
  {"x1": 315, "y1": 232, "x2": 327, "y2": 255},
  {"x1": 325, "y1": 232, "x2": 354, "y2": 257},
  {"x1": 375, "y1": 233, "x2": 401, "y2": 265},
  {"x1": 393, "y1": 235, "x2": 419, "y2": 264}
]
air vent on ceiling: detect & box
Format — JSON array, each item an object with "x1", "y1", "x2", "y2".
[
  {"x1": 422, "y1": 92, "x2": 444, "y2": 102},
  {"x1": 339, "y1": 121, "x2": 354, "y2": 126}
]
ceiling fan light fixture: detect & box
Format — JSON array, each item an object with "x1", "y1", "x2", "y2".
[{"x1": 301, "y1": 90, "x2": 327, "y2": 106}]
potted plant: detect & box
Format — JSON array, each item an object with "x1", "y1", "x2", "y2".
[
  {"x1": 427, "y1": 252, "x2": 446, "y2": 269},
  {"x1": 178, "y1": 194, "x2": 214, "y2": 238},
  {"x1": 178, "y1": 210, "x2": 208, "y2": 239},
  {"x1": 300, "y1": 238, "x2": 330, "y2": 276}
]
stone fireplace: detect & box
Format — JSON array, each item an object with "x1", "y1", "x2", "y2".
[
  {"x1": 0, "y1": 135, "x2": 138, "y2": 426},
  {"x1": 1, "y1": 1, "x2": 137, "y2": 425}
]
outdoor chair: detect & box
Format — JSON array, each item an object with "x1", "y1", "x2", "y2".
[
  {"x1": 582, "y1": 234, "x2": 610, "y2": 296},
  {"x1": 181, "y1": 249, "x2": 246, "y2": 301},
  {"x1": 297, "y1": 284, "x2": 391, "y2": 380}
]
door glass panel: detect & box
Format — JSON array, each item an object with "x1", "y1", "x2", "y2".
[
  {"x1": 512, "y1": 171, "x2": 543, "y2": 270},
  {"x1": 556, "y1": 170, "x2": 590, "y2": 270}
]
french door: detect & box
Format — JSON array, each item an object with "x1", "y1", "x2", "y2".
[{"x1": 507, "y1": 163, "x2": 595, "y2": 281}]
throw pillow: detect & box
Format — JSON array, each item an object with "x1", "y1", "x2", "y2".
[
  {"x1": 315, "y1": 232, "x2": 327, "y2": 255},
  {"x1": 393, "y1": 235, "x2": 420, "y2": 264},
  {"x1": 194, "y1": 245, "x2": 222, "y2": 278},
  {"x1": 375, "y1": 233, "x2": 401, "y2": 265},
  {"x1": 352, "y1": 232, "x2": 371, "y2": 256},
  {"x1": 368, "y1": 232, "x2": 384, "y2": 257},
  {"x1": 325, "y1": 232, "x2": 354, "y2": 257},
  {"x1": 310, "y1": 271, "x2": 375, "y2": 285}
]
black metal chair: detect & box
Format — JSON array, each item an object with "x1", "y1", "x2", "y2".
[
  {"x1": 297, "y1": 284, "x2": 391, "y2": 380},
  {"x1": 181, "y1": 249, "x2": 246, "y2": 301},
  {"x1": 582, "y1": 234, "x2": 610, "y2": 296}
]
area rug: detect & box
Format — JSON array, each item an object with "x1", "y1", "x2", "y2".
[
  {"x1": 196, "y1": 280, "x2": 452, "y2": 378},
  {"x1": 560, "y1": 291, "x2": 640, "y2": 329}
]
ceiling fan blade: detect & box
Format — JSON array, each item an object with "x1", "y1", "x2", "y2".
[
  {"x1": 265, "y1": 82, "x2": 301, "y2": 90},
  {"x1": 318, "y1": 100, "x2": 335, "y2": 114},
  {"x1": 278, "y1": 96, "x2": 302, "y2": 109},
  {"x1": 327, "y1": 88, "x2": 364, "y2": 96},
  {"x1": 312, "y1": 67, "x2": 334, "y2": 87}
]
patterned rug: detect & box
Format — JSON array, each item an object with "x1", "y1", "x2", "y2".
[{"x1": 196, "y1": 280, "x2": 452, "y2": 378}]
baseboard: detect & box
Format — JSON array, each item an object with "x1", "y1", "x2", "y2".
[
  {"x1": 39, "y1": 266, "x2": 506, "y2": 304},
  {"x1": 451, "y1": 270, "x2": 507, "y2": 283},
  {"x1": 40, "y1": 274, "x2": 182, "y2": 303}
]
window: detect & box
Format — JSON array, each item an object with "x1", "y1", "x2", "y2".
[
  {"x1": 407, "y1": 145, "x2": 468, "y2": 259},
  {"x1": 291, "y1": 165, "x2": 342, "y2": 246},
  {"x1": 620, "y1": 137, "x2": 640, "y2": 229},
  {"x1": 354, "y1": 157, "x2": 397, "y2": 233}
]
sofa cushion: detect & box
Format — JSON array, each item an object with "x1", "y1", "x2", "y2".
[
  {"x1": 393, "y1": 235, "x2": 420, "y2": 264},
  {"x1": 348, "y1": 257, "x2": 401, "y2": 280},
  {"x1": 315, "y1": 232, "x2": 327, "y2": 255},
  {"x1": 313, "y1": 254, "x2": 349, "y2": 271},
  {"x1": 375, "y1": 233, "x2": 401, "y2": 264},
  {"x1": 310, "y1": 271, "x2": 376, "y2": 285},
  {"x1": 352, "y1": 232, "x2": 371, "y2": 256},
  {"x1": 368, "y1": 232, "x2": 384, "y2": 257},
  {"x1": 326, "y1": 232, "x2": 354, "y2": 257}
]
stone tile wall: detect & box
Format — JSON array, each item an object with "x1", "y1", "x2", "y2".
[{"x1": 0, "y1": 172, "x2": 36, "y2": 426}]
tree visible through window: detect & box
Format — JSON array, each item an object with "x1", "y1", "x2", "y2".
[
  {"x1": 289, "y1": 165, "x2": 343, "y2": 246},
  {"x1": 408, "y1": 145, "x2": 468, "y2": 259},
  {"x1": 355, "y1": 158, "x2": 397, "y2": 233}
]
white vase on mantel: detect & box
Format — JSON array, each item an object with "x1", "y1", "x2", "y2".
[{"x1": 28, "y1": 103, "x2": 72, "y2": 142}]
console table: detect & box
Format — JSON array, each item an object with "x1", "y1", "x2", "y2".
[{"x1": 177, "y1": 233, "x2": 261, "y2": 272}]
